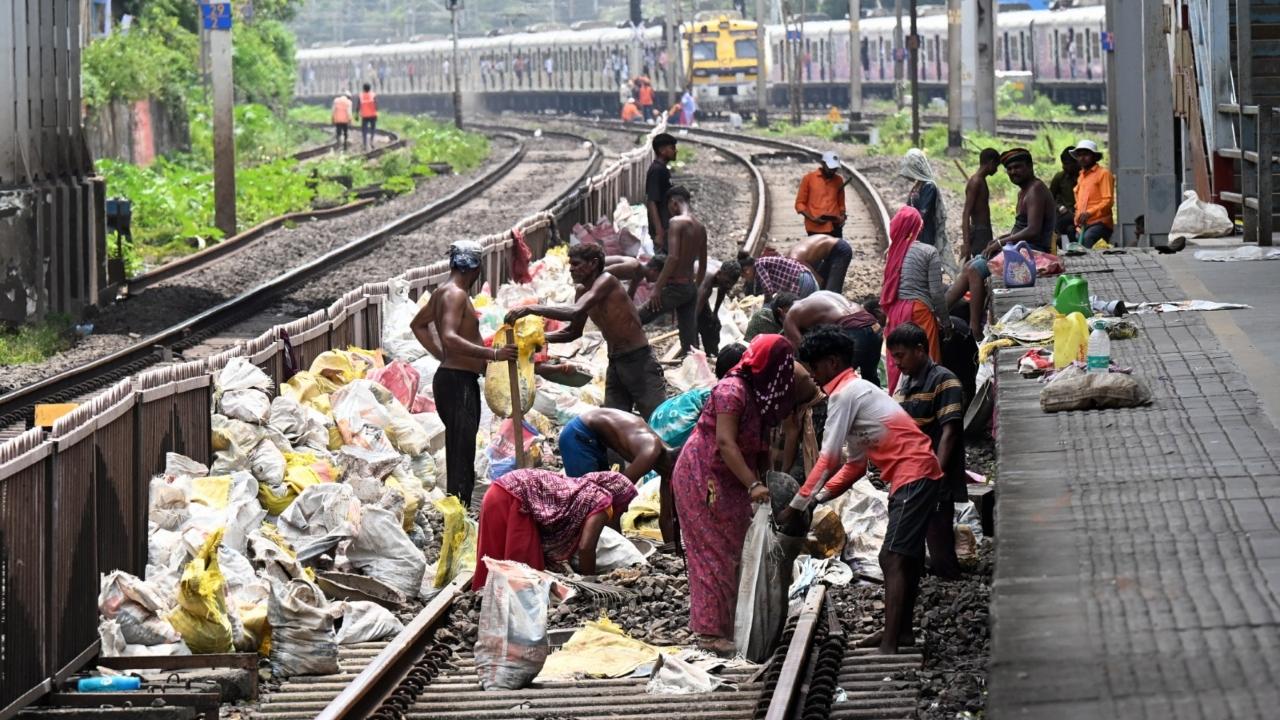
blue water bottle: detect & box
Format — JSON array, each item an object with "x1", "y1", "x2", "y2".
[{"x1": 77, "y1": 675, "x2": 141, "y2": 692}]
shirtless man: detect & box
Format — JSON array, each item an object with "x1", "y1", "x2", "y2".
[
  {"x1": 783, "y1": 291, "x2": 884, "y2": 387},
  {"x1": 559, "y1": 407, "x2": 679, "y2": 545},
  {"x1": 961, "y1": 148, "x2": 1000, "y2": 261},
  {"x1": 639, "y1": 185, "x2": 707, "y2": 357},
  {"x1": 606, "y1": 255, "x2": 662, "y2": 298},
  {"x1": 788, "y1": 234, "x2": 852, "y2": 293},
  {"x1": 506, "y1": 243, "x2": 668, "y2": 419},
  {"x1": 410, "y1": 240, "x2": 518, "y2": 507},
  {"x1": 692, "y1": 258, "x2": 741, "y2": 356},
  {"x1": 998, "y1": 148, "x2": 1056, "y2": 254}
]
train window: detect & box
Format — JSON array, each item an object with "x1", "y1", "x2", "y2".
[
  {"x1": 692, "y1": 41, "x2": 716, "y2": 61},
  {"x1": 735, "y1": 39, "x2": 759, "y2": 58}
]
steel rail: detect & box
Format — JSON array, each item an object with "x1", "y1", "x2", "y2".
[{"x1": 0, "y1": 130, "x2": 535, "y2": 426}]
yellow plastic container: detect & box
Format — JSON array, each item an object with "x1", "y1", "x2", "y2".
[{"x1": 1052, "y1": 312, "x2": 1090, "y2": 369}]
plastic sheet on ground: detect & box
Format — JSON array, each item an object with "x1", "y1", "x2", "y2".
[
  {"x1": 334, "y1": 600, "x2": 404, "y2": 644},
  {"x1": 827, "y1": 478, "x2": 888, "y2": 582},
  {"x1": 733, "y1": 505, "x2": 786, "y2": 663},
  {"x1": 475, "y1": 558, "x2": 576, "y2": 690},
  {"x1": 787, "y1": 555, "x2": 853, "y2": 615},
  {"x1": 1133, "y1": 299, "x2": 1251, "y2": 313},
  {"x1": 646, "y1": 652, "x2": 736, "y2": 694},
  {"x1": 1194, "y1": 245, "x2": 1280, "y2": 262},
  {"x1": 537, "y1": 616, "x2": 667, "y2": 682},
  {"x1": 989, "y1": 304, "x2": 1057, "y2": 345}
]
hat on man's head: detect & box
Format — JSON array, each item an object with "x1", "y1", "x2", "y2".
[
  {"x1": 999, "y1": 148, "x2": 1033, "y2": 167},
  {"x1": 821, "y1": 151, "x2": 840, "y2": 170},
  {"x1": 1072, "y1": 139, "x2": 1102, "y2": 159}
]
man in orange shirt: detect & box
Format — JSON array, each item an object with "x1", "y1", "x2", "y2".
[
  {"x1": 358, "y1": 83, "x2": 378, "y2": 151},
  {"x1": 331, "y1": 94, "x2": 353, "y2": 151},
  {"x1": 1072, "y1": 139, "x2": 1115, "y2": 248},
  {"x1": 795, "y1": 151, "x2": 848, "y2": 237},
  {"x1": 621, "y1": 97, "x2": 643, "y2": 123},
  {"x1": 636, "y1": 79, "x2": 655, "y2": 120}
]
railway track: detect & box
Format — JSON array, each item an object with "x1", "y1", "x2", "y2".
[
  {"x1": 237, "y1": 121, "x2": 918, "y2": 720},
  {"x1": 0, "y1": 126, "x2": 600, "y2": 432}
]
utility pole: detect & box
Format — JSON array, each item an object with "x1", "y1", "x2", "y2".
[
  {"x1": 893, "y1": 0, "x2": 904, "y2": 109},
  {"x1": 204, "y1": 2, "x2": 236, "y2": 238},
  {"x1": 848, "y1": 0, "x2": 861, "y2": 118},
  {"x1": 665, "y1": 0, "x2": 678, "y2": 105},
  {"x1": 755, "y1": 0, "x2": 769, "y2": 126},
  {"x1": 450, "y1": 0, "x2": 463, "y2": 128},
  {"x1": 908, "y1": 0, "x2": 919, "y2": 146},
  {"x1": 946, "y1": 0, "x2": 961, "y2": 152},
  {"x1": 976, "y1": 0, "x2": 995, "y2": 133}
]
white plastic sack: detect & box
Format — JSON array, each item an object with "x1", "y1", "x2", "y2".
[
  {"x1": 267, "y1": 577, "x2": 339, "y2": 677},
  {"x1": 249, "y1": 438, "x2": 286, "y2": 485},
  {"x1": 733, "y1": 505, "x2": 786, "y2": 663},
  {"x1": 665, "y1": 350, "x2": 717, "y2": 393},
  {"x1": 148, "y1": 526, "x2": 184, "y2": 573},
  {"x1": 338, "y1": 444, "x2": 403, "y2": 482},
  {"x1": 474, "y1": 559, "x2": 575, "y2": 690},
  {"x1": 346, "y1": 506, "x2": 426, "y2": 597},
  {"x1": 216, "y1": 358, "x2": 273, "y2": 424},
  {"x1": 277, "y1": 483, "x2": 362, "y2": 561},
  {"x1": 99, "y1": 570, "x2": 181, "y2": 647},
  {"x1": 269, "y1": 396, "x2": 330, "y2": 449},
  {"x1": 164, "y1": 453, "x2": 209, "y2": 482},
  {"x1": 383, "y1": 276, "x2": 428, "y2": 363},
  {"x1": 1170, "y1": 190, "x2": 1233, "y2": 240},
  {"x1": 830, "y1": 478, "x2": 888, "y2": 582},
  {"x1": 335, "y1": 600, "x2": 405, "y2": 644},
  {"x1": 99, "y1": 619, "x2": 191, "y2": 658},
  {"x1": 571, "y1": 526, "x2": 646, "y2": 574},
  {"x1": 149, "y1": 477, "x2": 190, "y2": 532}
]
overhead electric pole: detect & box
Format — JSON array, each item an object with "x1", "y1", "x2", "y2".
[
  {"x1": 756, "y1": 0, "x2": 769, "y2": 126},
  {"x1": 450, "y1": 0, "x2": 463, "y2": 128},
  {"x1": 909, "y1": 0, "x2": 919, "y2": 146},
  {"x1": 205, "y1": 2, "x2": 236, "y2": 238},
  {"x1": 893, "y1": 0, "x2": 904, "y2": 109},
  {"x1": 947, "y1": 0, "x2": 961, "y2": 152},
  {"x1": 848, "y1": 0, "x2": 861, "y2": 118}
]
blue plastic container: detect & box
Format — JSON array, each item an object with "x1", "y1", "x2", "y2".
[{"x1": 77, "y1": 675, "x2": 141, "y2": 692}]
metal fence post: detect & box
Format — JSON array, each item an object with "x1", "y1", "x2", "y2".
[{"x1": 1258, "y1": 106, "x2": 1273, "y2": 246}]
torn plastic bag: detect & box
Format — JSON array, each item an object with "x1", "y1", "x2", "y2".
[
  {"x1": 347, "y1": 506, "x2": 426, "y2": 597},
  {"x1": 246, "y1": 529, "x2": 309, "y2": 586},
  {"x1": 733, "y1": 504, "x2": 786, "y2": 663},
  {"x1": 277, "y1": 483, "x2": 362, "y2": 562},
  {"x1": 164, "y1": 453, "x2": 209, "y2": 482},
  {"x1": 99, "y1": 619, "x2": 191, "y2": 658},
  {"x1": 149, "y1": 476, "x2": 190, "y2": 532},
  {"x1": 474, "y1": 558, "x2": 575, "y2": 690},
  {"x1": 337, "y1": 444, "x2": 403, "y2": 482},
  {"x1": 433, "y1": 496, "x2": 477, "y2": 589},
  {"x1": 167, "y1": 529, "x2": 235, "y2": 654},
  {"x1": 267, "y1": 577, "x2": 340, "y2": 677},
  {"x1": 646, "y1": 652, "x2": 732, "y2": 695},
  {"x1": 99, "y1": 570, "x2": 181, "y2": 646},
  {"x1": 368, "y1": 360, "x2": 420, "y2": 409},
  {"x1": 269, "y1": 396, "x2": 330, "y2": 450},
  {"x1": 334, "y1": 600, "x2": 405, "y2": 644},
  {"x1": 382, "y1": 276, "x2": 428, "y2": 363}
]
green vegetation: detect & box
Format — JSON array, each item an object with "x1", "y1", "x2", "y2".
[
  {"x1": 0, "y1": 315, "x2": 74, "y2": 366},
  {"x1": 763, "y1": 118, "x2": 843, "y2": 142}
]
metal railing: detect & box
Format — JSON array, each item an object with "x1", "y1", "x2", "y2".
[
  {"x1": 0, "y1": 123, "x2": 665, "y2": 718},
  {"x1": 1216, "y1": 103, "x2": 1275, "y2": 245}
]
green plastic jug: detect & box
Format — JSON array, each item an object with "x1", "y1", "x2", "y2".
[{"x1": 1053, "y1": 274, "x2": 1092, "y2": 318}]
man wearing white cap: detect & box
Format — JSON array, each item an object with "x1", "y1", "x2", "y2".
[
  {"x1": 1072, "y1": 140, "x2": 1115, "y2": 248},
  {"x1": 796, "y1": 151, "x2": 849, "y2": 237}
]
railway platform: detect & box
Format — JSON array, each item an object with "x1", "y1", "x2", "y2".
[{"x1": 988, "y1": 250, "x2": 1280, "y2": 719}]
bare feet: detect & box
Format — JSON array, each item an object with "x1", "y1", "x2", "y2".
[
  {"x1": 856, "y1": 630, "x2": 913, "y2": 654},
  {"x1": 696, "y1": 634, "x2": 736, "y2": 657}
]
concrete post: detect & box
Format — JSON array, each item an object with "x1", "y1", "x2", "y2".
[
  {"x1": 947, "y1": 0, "x2": 961, "y2": 152},
  {"x1": 848, "y1": 0, "x2": 861, "y2": 117},
  {"x1": 210, "y1": 19, "x2": 236, "y2": 240},
  {"x1": 894, "y1": 0, "x2": 904, "y2": 109},
  {"x1": 451, "y1": 6, "x2": 463, "y2": 129},
  {"x1": 975, "y1": 0, "x2": 995, "y2": 133},
  {"x1": 1141, "y1": 0, "x2": 1177, "y2": 247},
  {"x1": 909, "y1": 0, "x2": 919, "y2": 146},
  {"x1": 756, "y1": 0, "x2": 770, "y2": 125}
]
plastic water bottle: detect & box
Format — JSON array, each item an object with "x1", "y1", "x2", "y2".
[
  {"x1": 77, "y1": 675, "x2": 141, "y2": 692},
  {"x1": 1087, "y1": 319, "x2": 1110, "y2": 373}
]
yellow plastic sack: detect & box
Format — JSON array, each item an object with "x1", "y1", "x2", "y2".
[
  {"x1": 309, "y1": 351, "x2": 367, "y2": 393},
  {"x1": 236, "y1": 602, "x2": 269, "y2": 654},
  {"x1": 1053, "y1": 311, "x2": 1090, "y2": 369},
  {"x1": 345, "y1": 346, "x2": 385, "y2": 373},
  {"x1": 167, "y1": 529, "x2": 235, "y2": 654},
  {"x1": 536, "y1": 616, "x2": 671, "y2": 681},
  {"x1": 280, "y1": 371, "x2": 332, "y2": 416},
  {"x1": 258, "y1": 453, "x2": 338, "y2": 514},
  {"x1": 189, "y1": 475, "x2": 232, "y2": 510},
  {"x1": 620, "y1": 485, "x2": 664, "y2": 543},
  {"x1": 484, "y1": 318, "x2": 545, "y2": 418},
  {"x1": 433, "y1": 496, "x2": 477, "y2": 588},
  {"x1": 386, "y1": 474, "x2": 423, "y2": 532}
]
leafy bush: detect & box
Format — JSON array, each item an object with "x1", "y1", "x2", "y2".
[{"x1": 81, "y1": 16, "x2": 197, "y2": 108}]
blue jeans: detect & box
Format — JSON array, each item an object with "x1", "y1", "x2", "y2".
[
  {"x1": 816, "y1": 239, "x2": 852, "y2": 292},
  {"x1": 1081, "y1": 223, "x2": 1113, "y2": 248},
  {"x1": 558, "y1": 417, "x2": 607, "y2": 478}
]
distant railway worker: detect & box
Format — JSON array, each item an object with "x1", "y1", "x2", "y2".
[
  {"x1": 358, "y1": 83, "x2": 378, "y2": 151},
  {"x1": 745, "y1": 292, "x2": 797, "y2": 341},
  {"x1": 888, "y1": 322, "x2": 968, "y2": 580},
  {"x1": 692, "y1": 258, "x2": 743, "y2": 357},
  {"x1": 789, "y1": 234, "x2": 852, "y2": 293},
  {"x1": 621, "y1": 97, "x2": 644, "y2": 123},
  {"x1": 558, "y1": 408, "x2": 679, "y2": 545},
  {"x1": 411, "y1": 241, "x2": 519, "y2": 508},
  {"x1": 795, "y1": 151, "x2": 848, "y2": 238},
  {"x1": 681, "y1": 85, "x2": 698, "y2": 126},
  {"x1": 961, "y1": 148, "x2": 1001, "y2": 261},
  {"x1": 1072, "y1": 140, "x2": 1115, "y2": 248},
  {"x1": 998, "y1": 148, "x2": 1056, "y2": 254},
  {"x1": 1050, "y1": 147, "x2": 1080, "y2": 246},
  {"x1": 331, "y1": 93, "x2": 353, "y2": 151},
  {"x1": 505, "y1": 244, "x2": 668, "y2": 420},
  {"x1": 645, "y1": 133, "x2": 678, "y2": 250},
  {"x1": 637, "y1": 77, "x2": 656, "y2": 120},
  {"x1": 783, "y1": 328, "x2": 943, "y2": 655},
  {"x1": 782, "y1": 291, "x2": 884, "y2": 387},
  {"x1": 753, "y1": 254, "x2": 819, "y2": 299},
  {"x1": 605, "y1": 255, "x2": 662, "y2": 299},
  {"x1": 639, "y1": 185, "x2": 707, "y2": 357}
]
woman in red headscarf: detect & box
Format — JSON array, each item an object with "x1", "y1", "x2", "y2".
[
  {"x1": 671, "y1": 334, "x2": 797, "y2": 656},
  {"x1": 881, "y1": 206, "x2": 952, "y2": 390}
]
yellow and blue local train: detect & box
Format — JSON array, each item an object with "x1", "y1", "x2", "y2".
[{"x1": 295, "y1": 6, "x2": 1106, "y2": 115}]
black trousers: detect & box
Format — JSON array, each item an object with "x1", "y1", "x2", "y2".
[{"x1": 433, "y1": 367, "x2": 481, "y2": 507}]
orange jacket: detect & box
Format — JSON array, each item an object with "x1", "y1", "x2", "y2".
[
  {"x1": 795, "y1": 169, "x2": 846, "y2": 234},
  {"x1": 331, "y1": 96, "x2": 352, "y2": 124},
  {"x1": 359, "y1": 91, "x2": 377, "y2": 118},
  {"x1": 1074, "y1": 164, "x2": 1114, "y2": 228},
  {"x1": 637, "y1": 84, "x2": 654, "y2": 106},
  {"x1": 621, "y1": 101, "x2": 643, "y2": 122}
]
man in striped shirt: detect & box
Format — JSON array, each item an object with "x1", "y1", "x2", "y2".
[{"x1": 887, "y1": 322, "x2": 967, "y2": 580}]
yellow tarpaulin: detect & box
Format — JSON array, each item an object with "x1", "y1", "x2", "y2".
[{"x1": 536, "y1": 616, "x2": 676, "y2": 681}]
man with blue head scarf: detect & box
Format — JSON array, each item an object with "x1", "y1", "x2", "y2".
[{"x1": 411, "y1": 239, "x2": 516, "y2": 507}]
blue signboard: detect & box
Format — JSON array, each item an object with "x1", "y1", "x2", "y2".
[
  {"x1": 201, "y1": 2, "x2": 232, "y2": 30},
  {"x1": 1100, "y1": 31, "x2": 1114, "y2": 52},
  {"x1": 786, "y1": 30, "x2": 801, "y2": 41}
]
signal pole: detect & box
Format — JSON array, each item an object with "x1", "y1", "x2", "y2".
[
  {"x1": 848, "y1": 0, "x2": 861, "y2": 118},
  {"x1": 450, "y1": 0, "x2": 463, "y2": 129},
  {"x1": 205, "y1": 2, "x2": 236, "y2": 238},
  {"x1": 756, "y1": 0, "x2": 769, "y2": 125}
]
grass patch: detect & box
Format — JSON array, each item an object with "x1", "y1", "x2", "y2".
[
  {"x1": 0, "y1": 315, "x2": 74, "y2": 365},
  {"x1": 762, "y1": 118, "x2": 844, "y2": 141}
]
